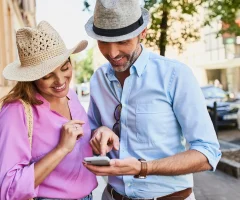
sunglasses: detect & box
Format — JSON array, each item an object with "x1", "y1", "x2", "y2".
[{"x1": 112, "y1": 104, "x2": 122, "y2": 137}]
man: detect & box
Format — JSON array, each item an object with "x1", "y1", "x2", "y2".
[{"x1": 84, "y1": 0, "x2": 221, "y2": 199}]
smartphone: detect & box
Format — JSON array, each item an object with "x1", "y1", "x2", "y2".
[{"x1": 84, "y1": 156, "x2": 111, "y2": 166}]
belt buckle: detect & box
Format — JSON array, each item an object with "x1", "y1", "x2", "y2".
[
  {"x1": 110, "y1": 187, "x2": 158, "y2": 200},
  {"x1": 110, "y1": 187, "x2": 125, "y2": 200},
  {"x1": 110, "y1": 187, "x2": 115, "y2": 199},
  {"x1": 110, "y1": 187, "x2": 129, "y2": 200}
]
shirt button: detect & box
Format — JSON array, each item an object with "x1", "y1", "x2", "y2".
[
  {"x1": 128, "y1": 183, "x2": 131, "y2": 187},
  {"x1": 117, "y1": 84, "x2": 121, "y2": 87}
]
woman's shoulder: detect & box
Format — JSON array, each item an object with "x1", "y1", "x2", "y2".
[
  {"x1": 1, "y1": 100, "x2": 25, "y2": 112},
  {"x1": 0, "y1": 101, "x2": 26, "y2": 124},
  {"x1": 68, "y1": 88, "x2": 80, "y2": 101}
]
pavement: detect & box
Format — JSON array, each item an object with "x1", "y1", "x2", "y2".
[
  {"x1": 218, "y1": 127, "x2": 240, "y2": 146},
  {"x1": 92, "y1": 176, "x2": 107, "y2": 200},
  {"x1": 80, "y1": 96, "x2": 240, "y2": 200},
  {"x1": 194, "y1": 170, "x2": 240, "y2": 200}
]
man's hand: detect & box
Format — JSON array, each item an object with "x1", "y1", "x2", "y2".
[
  {"x1": 83, "y1": 157, "x2": 141, "y2": 176},
  {"x1": 90, "y1": 126, "x2": 119, "y2": 155}
]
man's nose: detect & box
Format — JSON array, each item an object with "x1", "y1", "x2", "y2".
[{"x1": 108, "y1": 44, "x2": 119, "y2": 59}]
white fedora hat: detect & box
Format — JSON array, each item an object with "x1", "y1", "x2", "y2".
[
  {"x1": 3, "y1": 21, "x2": 88, "y2": 81},
  {"x1": 85, "y1": 0, "x2": 149, "y2": 42}
]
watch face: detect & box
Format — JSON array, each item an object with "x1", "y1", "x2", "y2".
[
  {"x1": 134, "y1": 174, "x2": 146, "y2": 179},
  {"x1": 138, "y1": 175, "x2": 146, "y2": 179}
]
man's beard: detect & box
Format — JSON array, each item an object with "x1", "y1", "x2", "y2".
[{"x1": 110, "y1": 45, "x2": 141, "y2": 73}]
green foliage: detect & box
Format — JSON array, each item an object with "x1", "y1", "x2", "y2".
[
  {"x1": 144, "y1": 0, "x2": 205, "y2": 55},
  {"x1": 75, "y1": 48, "x2": 94, "y2": 83},
  {"x1": 204, "y1": 0, "x2": 240, "y2": 37}
]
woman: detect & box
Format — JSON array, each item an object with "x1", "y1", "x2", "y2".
[{"x1": 0, "y1": 21, "x2": 97, "y2": 200}]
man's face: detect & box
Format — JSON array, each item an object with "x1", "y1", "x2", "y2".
[{"x1": 97, "y1": 36, "x2": 142, "y2": 72}]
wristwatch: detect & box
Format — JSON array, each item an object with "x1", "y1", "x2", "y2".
[{"x1": 134, "y1": 159, "x2": 147, "y2": 179}]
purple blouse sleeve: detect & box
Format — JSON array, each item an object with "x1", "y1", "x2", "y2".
[{"x1": 0, "y1": 102, "x2": 38, "y2": 200}]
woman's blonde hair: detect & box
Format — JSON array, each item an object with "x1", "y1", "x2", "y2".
[{"x1": 1, "y1": 82, "x2": 43, "y2": 106}]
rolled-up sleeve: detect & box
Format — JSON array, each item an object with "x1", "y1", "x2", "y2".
[
  {"x1": 0, "y1": 103, "x2": 38, "y2": 200},
  {"x1": 168, "y1": 64, "x2": 221, "y2": 171}
]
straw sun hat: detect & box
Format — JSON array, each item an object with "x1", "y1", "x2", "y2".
[
  {"x1": 85, "y1": 0, "x2": 150, "y2": 42},
  {"x1": 3, "y1": 21, "x2": 88, "y2": 81}
]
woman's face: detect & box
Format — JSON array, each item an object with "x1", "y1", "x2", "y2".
[{"x1": 35, "y1": 60, "x2": 72, "y2": 101}]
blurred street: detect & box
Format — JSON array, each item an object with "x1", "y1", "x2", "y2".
[
  {"x1": 78, "y1": 94, "x2": 91, "y2": 112},
  {"x1": 0, "y1": 1, "x2": 240, "y2": 199},
  {"x1": 218, "y1": 127, "x2": 240, "y2": 146}
]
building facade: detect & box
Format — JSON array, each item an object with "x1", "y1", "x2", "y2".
[
  {"x1": 0, "y1": 0, "x2": 36, "y2": 98},
  {"x1": 166, "y1": 15, "x2": 240, "y2": 95}
]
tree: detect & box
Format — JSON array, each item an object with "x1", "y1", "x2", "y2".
[
  {"x1": 144, "y1": 0, "x2": 206, "y2": 56},
  {"x1": 204, "y1": 0, "x2": 240, "y2": 37},
  {"x1": 74, "y1": 48, "x2": 94, "y2": 83}
]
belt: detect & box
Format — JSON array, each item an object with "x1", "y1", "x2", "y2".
[{"x1": 107, "y1": 184, "x2": 192, "y2": 200}]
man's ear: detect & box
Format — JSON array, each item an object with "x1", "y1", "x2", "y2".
[{"x1": 140, "y1": 28, "x2": 147, "y2": 40}]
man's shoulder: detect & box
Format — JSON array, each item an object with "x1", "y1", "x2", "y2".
[
  {"x1": 148, "y1": 51, "x2": 185, "y2": 67},
  {"x1": 145, "y1": 51, "x2": 189, "y2": 75},
  {"x1": 94, "y1": 63, "x2": 109, "y2": 75},
  {"x1": 90, "y1": 63, "x2": 109, "y2": 84}
]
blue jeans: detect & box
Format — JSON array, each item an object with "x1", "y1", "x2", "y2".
[{"x1": 34, "y1": 193, "x2": 92, "y2": 200}]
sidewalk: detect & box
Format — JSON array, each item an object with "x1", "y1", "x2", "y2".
[
  {"x1": 218, "y1": 127, "x2": 240, "y2": 145},
  {"x1": 194, "y1": 170, "x2": 240, "y2": 200},
  {"x1": 92, "y1": 176, "x2": 106, "y2": 200}
]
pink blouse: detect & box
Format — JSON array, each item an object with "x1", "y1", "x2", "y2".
[{"x1": 0, "y1": 89, "x2": 97, "y2": 200}]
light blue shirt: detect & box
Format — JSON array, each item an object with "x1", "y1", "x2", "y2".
[{"x1": 88, "y1": 46, "x2": 221, "y2": 198}]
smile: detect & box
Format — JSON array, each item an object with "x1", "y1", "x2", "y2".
[
  {"x1": 53, "y1": 83, "x2": 66, "y2": 91},
  {"x1": 112, "y1": 57, "x2": 123, "y2": 61},
  {"x1": 110, "y1": 56, "x2": 125, "y2": 66}
]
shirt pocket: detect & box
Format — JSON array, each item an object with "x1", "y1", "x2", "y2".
[{"x1": 135, "y1": 103, "x2": 173, "y2": 143}]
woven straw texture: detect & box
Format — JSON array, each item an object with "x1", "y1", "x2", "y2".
[{"x1": 3, "y1": 21, "x2": 88, "y2": 81}]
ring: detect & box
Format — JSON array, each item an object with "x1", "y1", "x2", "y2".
[{"x1": 74, "y1": 125, "x2": 78, "y2": 130}]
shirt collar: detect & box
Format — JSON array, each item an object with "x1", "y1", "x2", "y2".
[
  {"x1": 106, "y1": 64, "x2": 117, "y2": 82},
  {"x1": 131, "y1": 45, "x2": 149, "y2": 77},
  {"x1": 35, "y1": 90, "x2": 72, "y2": 108}
]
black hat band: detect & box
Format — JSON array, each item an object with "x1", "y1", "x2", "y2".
[{"x1": 93, "y1": 16, "x2": 143, "y2": 37}]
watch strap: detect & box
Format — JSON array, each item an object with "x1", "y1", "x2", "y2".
[{"x1": 134, "y1": 158, "x2": 147, "y2": 179}]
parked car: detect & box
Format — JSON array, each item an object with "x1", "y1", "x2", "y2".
[
  {"x1": 81, "y1": 83, "x2": 90, "y2": 96},
  {"x1": 75, "y1": 82, "x2": 90, "y2": 96},
  {"x1": 201, "y1": 85, "x2": 239, "y2": 127}
]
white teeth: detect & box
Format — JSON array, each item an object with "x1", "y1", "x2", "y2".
[
  {"x1": 113, "y1": 57, "x2": 123, "y2": 61},
  {"x1": 54, "y1": 83, "x2": 65, "y2": 90}
]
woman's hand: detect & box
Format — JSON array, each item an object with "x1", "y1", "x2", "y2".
[
  {"x1": 57, "y1": 120, "x2": 85, "y2": 154},
  {"x1": 90, "y1": 126, "x2": 119, "y2": 155}
]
